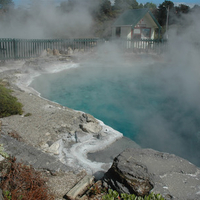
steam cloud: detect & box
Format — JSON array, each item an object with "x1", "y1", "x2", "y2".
[
  {"x1": 0, "y1": 0, "x2": 97, "y2": 39},
  {"x1": 134, "y1": 10, "x2": 200, "y2": 165},
  {"x1": 9, "y1": 1, "x2": 200, "y2": 166}
]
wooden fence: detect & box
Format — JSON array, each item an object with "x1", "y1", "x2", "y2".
[
  {"x1": 0, "y1": 38, "x2": 101, "y2": 60},
  {"x1": 114, "y1": 38, "x2": 166, "y2": 54},
  {"x1": 0, "y1": 38, "x2": 166, "y2": 60}
]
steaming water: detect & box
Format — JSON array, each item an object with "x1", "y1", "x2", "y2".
[{"x1": 30, "y1": 61, "x2": 200, "y2": 167}]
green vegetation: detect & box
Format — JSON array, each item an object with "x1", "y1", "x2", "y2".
[
  {"x1": 102, "y1": 189, "x2": 166, "y2": 200},
  {"x1": 0, "y1": 84, "x2": 23, "y2": 118},
  {"x1": 0, "y1": 144, "x2": 9, "y2": 158},
  {"x1": 24, "y1": 113, "x2": 32, "y2": 117}
]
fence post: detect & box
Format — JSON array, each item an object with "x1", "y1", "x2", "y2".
[{"x1": 13, "y1": 39, "x2": 18, "y2": 60}]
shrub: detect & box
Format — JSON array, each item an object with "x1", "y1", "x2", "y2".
[
  {"x1": 102, "y1": 189, "x2": 166, "y2": 200},
  {"x1": 24, "y1": 113, "x2": 32, "y2": 117},
  {"x1": 0, "y1": 158, "x2": 54, "y2": 200},
  {"x1": 0, "y1": 85, "x2": 23, "y2": 118}
]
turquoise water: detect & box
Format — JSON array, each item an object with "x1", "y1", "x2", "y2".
[{"x1": 30, "y1": 61, "x2": 200, "y2": 166}]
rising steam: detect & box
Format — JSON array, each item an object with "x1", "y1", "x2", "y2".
[{"x1": 0, "y1": 0, "x2": 97, "y2": 39}]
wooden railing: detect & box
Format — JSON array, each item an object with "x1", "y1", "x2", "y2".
[
  {"x1": 0, "y1": 38, "x2": 166, "y2": 60},
  {"x1": 0, "y1": 38, "x2": 101, "y2": 60},
  {"x1": 113, "y1": 38, "x2": 166, "y2": 54}
]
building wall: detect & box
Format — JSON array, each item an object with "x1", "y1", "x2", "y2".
[
  {"x1": 112, "y1": 14, "x2": 157, "y2": 40},
  {"x1": 112, "y1": 26, "x2": 132, "y2": 39},
  {"x1": 133, "y1": 15, "x2": 155, "y2": 39}
]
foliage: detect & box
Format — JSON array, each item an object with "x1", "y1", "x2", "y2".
[
  {"x1": 0, "y1": 157, "x2": 54, "y2": 200},
  {"x1": 24, "y1": 113, "x2": 32, "y2": 117},
  {"x1": 0, "y1": 85, "x2": 23, "y2": 118},
  {"x1": 0, "y1": 144, "x2": 9, "y2": 159},
  {"x1": 0, "y1": 0, "x2": 14, "y2": 11},
  {"x1": 102, "y1": 189, "x2": 166, "y2": 200}
]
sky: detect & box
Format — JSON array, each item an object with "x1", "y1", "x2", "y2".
[{"x1": 13, "y1": 0, "x2": 200, "y2": 8}]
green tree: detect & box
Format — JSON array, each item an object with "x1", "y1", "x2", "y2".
[
  {"x1": 100, "y1": 0, "x2": 112, "y2": 16},
  {"x1": 114, "y1": 0, "x2": 127, "y2": 11},
  {"x1": 128, "y1": 0, "x2": 139, "y2": 9},
  {"x1": 0, "y1": 0, "x2": 14, "y2": 12},
  {"x1": 144, "y1": 2, "x2": 157, "y2": 10},
  {"x1": 157, "y1": 0, "x2": 174, "y2": 27},
  {"x1": 114, "y1": 0, "x2": 139, "y2": 11},
  {"x1": 175, "y1": 4, "x2": 190, "y2": 14}
]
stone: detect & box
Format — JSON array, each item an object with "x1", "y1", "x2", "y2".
[
  {"x1": 39, "y1": 142, "x2": 49, "y2": 150},
  {"x1": 65, "y1": 175, "x2": 94, "y2": 200},
  {"x1": 67, "y1": 47, "x2": 73, "y2": 55},
  {"x1": 104, "y1": 149, "x2": 154, "y2": 196},
  {"x1": 103, "y1": 148, "x2": 200, "y2": 200},
  {"x1": 53, "y1": 49, "x2": 60, "y2": 56},
  {"x1": 47, "y1": 48, "x2": 53, "y2": 56},
  {"x1": 82, "y1": 113, "x2": 97, "y2": 123},
  {"x1": 46, "y1": 140, "x2": 60, "y2": 155},
  {"x1": 80, "y1": 122, "x2": 101, "y2": 134}
]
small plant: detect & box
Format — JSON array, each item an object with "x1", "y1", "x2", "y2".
[
  {"x1": 102, "y1": 189, "x2": 120, "y2": 200},
  {"x1": 24, "y1": 113, "x2": 32, "y2": 117},
  {"x1": 87, "y1": 182, "x2": 107, "y2": 197},
  {"x1": 0, "y1": 144, "x2": 9, "y2": 158},
  {"x1": 3, "y1": 190, "x2": 12, "y2": 200},
  {"x1": 0, "y1": 85, "x2": 23, "y2": 118},
  {"x1": 102, "y1": 189, "x2": 166, "y2": 200}
]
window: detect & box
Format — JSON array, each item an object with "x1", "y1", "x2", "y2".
[
  {"x1": 116, "y1": 27, "x2": 121, "y2": 37},
  {"x1": 141, "y1": 28, "x2": 151, "y2": 38}
]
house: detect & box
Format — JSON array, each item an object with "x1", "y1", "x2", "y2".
[{"x1": 112, "y1": 8, "x2": 161, "y2": 40}]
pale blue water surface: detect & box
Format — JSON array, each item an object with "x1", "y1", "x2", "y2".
[{"x1": 30, "y1": 60, "x2": 200, "y2": 166}]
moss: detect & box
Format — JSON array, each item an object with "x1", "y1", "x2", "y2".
[{"x1": 0, "y1": 85, "x2": 23, "y2": 118}]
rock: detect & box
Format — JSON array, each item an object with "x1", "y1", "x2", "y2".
[
  {"x1": 53, "y1": 49, "x2": 60, "y2": 56},
  {"x1": 80, "y1": 122, "x2": 101, "y2": 134},
  {"x1": 0, "y1": 134, "x2": 72, "y2": 172},
  {"x1": 104, "y1": 148, "x2": 200, "y2": 200},
  {"x1": 67, "y1": 47, "x2": 73, "y2": 55},
  {"x1": 0, "y1": 120, "x2": 1, "y2": 131},
  {"x1": 47, "y1": 48, "x2": 53, "y2": 56},
  {"x1": 46, "y1": 140, "x2": 60, "y2": 155},
  {"x1": 82, "y1": 113, "x2": 97, "y2": 123},
  {"x1": 104, "y1": 149, "x2": 154, "y2": 196},
  {"x1": 39, "y1": 141, "x2": 49, "y2": 150}
]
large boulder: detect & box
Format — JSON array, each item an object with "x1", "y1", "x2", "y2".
[
  {"x1": 103, "y1": 149, "x2": 154, "y2": 196},
  {"x1": 103, "y1": 148, "x2": 200, "y2": 200}
]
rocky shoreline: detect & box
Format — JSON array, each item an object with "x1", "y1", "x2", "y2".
[{"x1": 0, "y1": 52, "x2": 200, "y2": 200}]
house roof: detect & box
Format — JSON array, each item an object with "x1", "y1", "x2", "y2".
[{"x1": 113, "y1": 8, "x2": 161, "y2": 29}]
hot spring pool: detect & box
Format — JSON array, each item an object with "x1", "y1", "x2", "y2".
[{"x1": 30, "y1": 61, "x2": 200, "y2": 167}]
